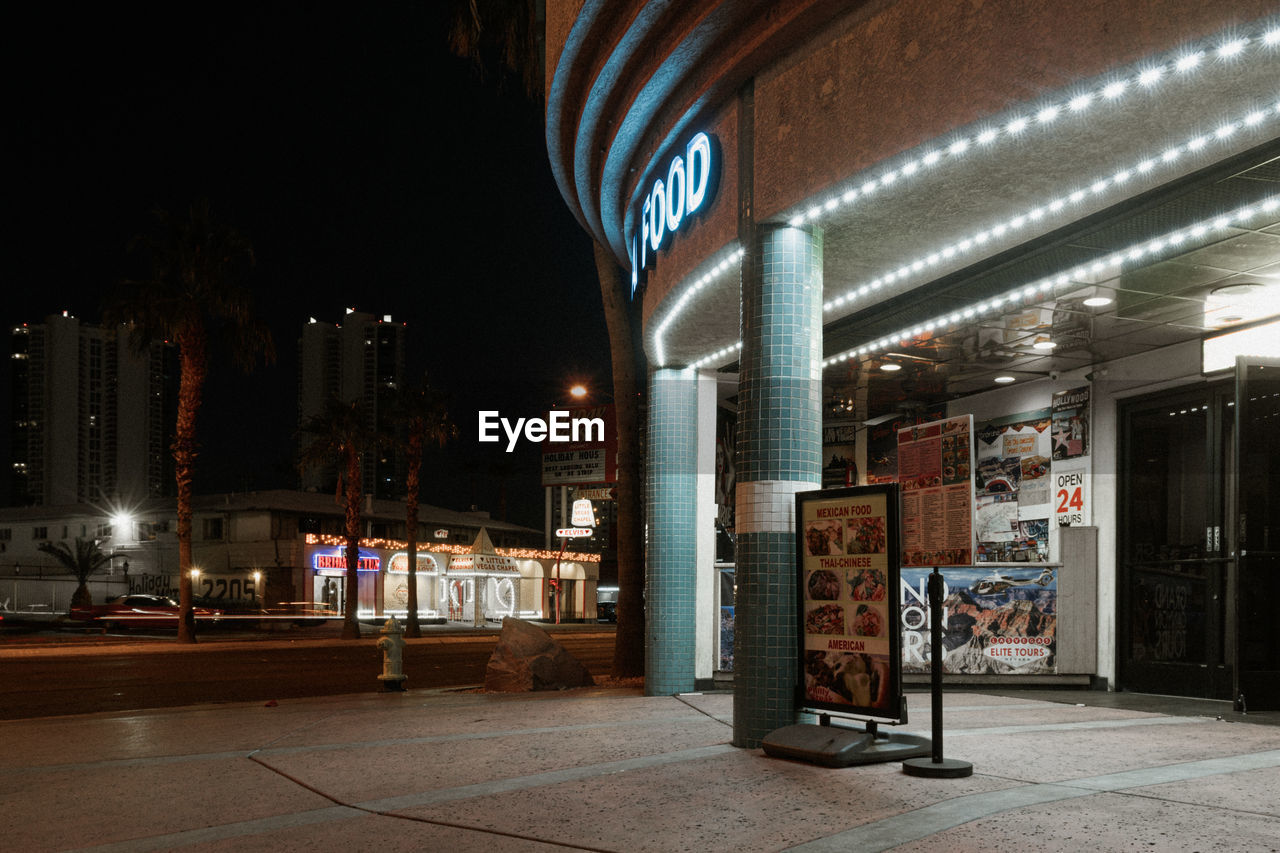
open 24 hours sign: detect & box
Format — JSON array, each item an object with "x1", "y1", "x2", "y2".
[{"x1": 796, "y1": 484, "x2": 906, "y2": 724}]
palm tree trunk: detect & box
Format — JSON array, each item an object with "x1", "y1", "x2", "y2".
[
  {"x1": 174, "y1": 324, "x2": 208, "y2": 644},
  {"x1": 405, "y1": 428, "x2": 423, "y2": 638},
  {"x1": 343, "y1": 448, "x2": 363, "y2": 639},
  {"x1": 594, "y1": 240, "x2": 645, "y2": 678}
]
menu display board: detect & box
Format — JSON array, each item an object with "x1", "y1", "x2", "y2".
[
  {"x1": 796, "y1": 484, "x2": 905, "y2": 723},
  {"x1": 897, "y1": 416, "x2": 975, "y2": 567}
]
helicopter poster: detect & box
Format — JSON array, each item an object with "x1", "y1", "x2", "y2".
[
  {"x1": 796, "y1": 484, "x2": 906, "y2": 723},
  {"x1": 900, "y1": 565, "x2": 1058, "y2": 674}
]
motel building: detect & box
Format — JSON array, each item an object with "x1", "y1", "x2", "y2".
[
  {"x1": 545, "y1": 2, "x2": 1280, "y2": 744},
  {"x1": 0, "y1": 491, "x2": 599, "y2": 625}
]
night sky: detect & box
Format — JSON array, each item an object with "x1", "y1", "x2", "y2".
[{"x1": 3, "y1": 5, "x2": 611, "y2": 530}]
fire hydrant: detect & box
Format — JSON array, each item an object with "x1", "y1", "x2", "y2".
[{"x1": 376, "y1": 617, "x2": 407, "y2": 692}]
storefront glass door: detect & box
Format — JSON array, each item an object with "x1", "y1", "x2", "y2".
[
  {"x1": 1120, "y1": 385, "x2": 1232, "y2": 699},
  {"x1": 1233, "y1": 357, "x2": 1280, "y2": 710}
]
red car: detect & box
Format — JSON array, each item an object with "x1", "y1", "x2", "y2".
[{"x1": 71, "y1": 594, "x2": 223, "y2": 629}]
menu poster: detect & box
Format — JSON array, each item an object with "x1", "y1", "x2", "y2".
[
  {"x1": 898, "y1": 415, "x2": 975, "y2": 567},
  {"x1": 796, "y1": 484, "x2": 905, "y2": 723}
]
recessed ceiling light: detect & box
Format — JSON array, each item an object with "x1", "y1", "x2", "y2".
[
  {"x1": 880, "y1": 363, "x2": 902, "y2": 372},
  {"x1": 1210, "y1": 282, "x2": 1261, "y2": 297},
  {"x1": 1033, "y1": 340, "x2": 1058, "y2": 350},
  {"x1": 994, "y1": 375, "x2": 1017, "y2": 384},
  {"x1": 1083, "y1": 296, "x2": 1113, "y2": 307}
]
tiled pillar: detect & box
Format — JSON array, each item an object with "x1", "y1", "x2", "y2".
[
  {"x1": 645, "y1": 367, "x2": 699, "y2": 695},
  {"x1": 733, "y1": 225, "x2": 824, "y2": 748}
]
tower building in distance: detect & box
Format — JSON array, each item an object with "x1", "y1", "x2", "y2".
[
  {"x1": 9, "y1": 312, "x2": 176, "y2": 507},
  {"x1": 298, "y1": 309, "x2": 406, "y2": 499}
]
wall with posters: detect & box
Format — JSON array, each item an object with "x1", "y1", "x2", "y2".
[{"x1": 973, "y1": 409, "x2": 1053, "y2": 562}]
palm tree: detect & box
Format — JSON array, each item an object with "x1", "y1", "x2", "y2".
[
  {"x1": 106, "y1": 200, "x2": 275, "y2": 643},
  {"x1": 390, "y1": 378, "x2": 458, "y2": 637},
  {"x1": 592, "y1": 243, "x2": 646, "y2": 677},
  {"x1": 299, "y1": 397, "x2": 387, "y2": 639},
  {"x1": 38, "y1": 538, "x2": 113, "y2": 613},
  {"x1": 445, "y1": 0, "x2": 646, "y2": 679}
]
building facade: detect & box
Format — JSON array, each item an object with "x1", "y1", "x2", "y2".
[
  {"x1": 546, "y1": 1, "x2": 1280, "y2": 742},
  {"x1": 0, "y1": 490, "x2": 599, "y2": 623},
  {"x1": 9, "y1": 314, "x2": 175, "y2": 507},
  {"x1": 298, "y1": 310, "x2": 408, "y2": 498}
]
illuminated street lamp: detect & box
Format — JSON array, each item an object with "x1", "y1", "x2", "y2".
[
  {"x1": 252, "y1": 571, "x2": 262, "y2": 607},
  {"x1": 568, "y1": 383, "x2": 589, "y2": 400}
]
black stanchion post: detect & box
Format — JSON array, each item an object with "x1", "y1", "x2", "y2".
[{"x1": 903, "y1": 566, "x2": 973, "y2": 778}]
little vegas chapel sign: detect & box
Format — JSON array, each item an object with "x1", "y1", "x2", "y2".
[{"x1": 628, "y1": 131, "x2": 720, "y2": 296}]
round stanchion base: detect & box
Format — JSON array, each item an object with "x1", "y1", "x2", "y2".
[{"x1": 902, "y1": 757, "x2": 974, "y2": 778}]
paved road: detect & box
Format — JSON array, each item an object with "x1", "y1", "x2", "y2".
[{"x1": 0, "y1": 629, "x2": 616, "y2": 720}]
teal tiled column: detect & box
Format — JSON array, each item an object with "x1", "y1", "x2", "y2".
[
  {"x1": 733, "y1": 225, "x2": 824, "y2": 747},
  {"x1": 645, "y1": 368, "x2": 699, "y2": 695}
]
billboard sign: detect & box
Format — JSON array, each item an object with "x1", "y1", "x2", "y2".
[
  {"x1": 796, "y1": 484, "x2": 906, "y2": 723},
  {"x1": 541, "y1": 405, "x2": 617, "y2": 486}
]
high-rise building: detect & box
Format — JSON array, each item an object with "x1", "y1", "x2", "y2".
[
  {"x1": 8, "y1": 313, "x2": 176, "y2": 507},
  {"x1": 297, "y1": 309, "x2": 406, "y2": 499}
]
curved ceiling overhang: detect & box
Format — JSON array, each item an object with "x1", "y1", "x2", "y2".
[
  {"x1": 648, "y1": 19, "x2": 1280, "y2": 371},
  {"x1": 546, "y1": 0, "x2": 849, "y2": 264}
]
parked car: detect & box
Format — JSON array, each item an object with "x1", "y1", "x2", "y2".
[{"x1": 70, "y1": 594, "x2": 222, "y2": 629}]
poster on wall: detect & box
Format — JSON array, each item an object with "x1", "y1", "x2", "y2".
[
  {"x1": 1053, "y1": 457, "x2": 1090, "y2": 528},
  {"x1": 822, "y1": 423, "x2": 859, "y2": 488},
  {"x1": 900, "y1": 566, "x2": 1058, "y2": 674},
  {"x1": 796, "y1": 484, "x2": 905, "y2": 722},
  {"x1": 897, "y1": 416, "x2": 974, "y2": 567},
  {"x1": 974, "y1": 409, "x2": 1052, "y2": 560},
  {"x1": 866, "y1": 418, "x2": 901, "y2": 485},
  {"x1": 1052, "y1": 386, "x2": 1090, "y2": 460},
  {"x1": 866, "y1": 408, "x2": 946, "y2": 485},
  {"x1": 716, "y1": 408, "x2": 736, "y2": 531}
]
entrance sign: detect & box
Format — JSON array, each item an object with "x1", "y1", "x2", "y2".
[
  {"x1": 898, "y1": 415, "x2": 975, "y2": 566},
  {"x1": 796, "y1": 484, "x2": 906, "y2": 723},
  {"x1": 629, "y1": 132, "x2": 720, "y2": 296}
]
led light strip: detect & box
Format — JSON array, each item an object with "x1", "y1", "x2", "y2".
[
  {"x1": 823, "y1": 102, "x2": 1280, "y2": 314},
  {"x1": 820, "y1": 197, "x2": 1280, "y2": 369},
  {"x1": 652, "y1": 247, "x2": 744, "y2": 368},
  {"x1": 653, "y1": 22, "x2": 1280, "y2": 370},
  {"x1": 791, "y1": 25, "x2": 1280, "y2": 231}
]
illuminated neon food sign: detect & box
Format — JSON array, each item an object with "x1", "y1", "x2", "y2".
[{"x1": 629, "y1": 131, "x2": 719, "y2": 296}]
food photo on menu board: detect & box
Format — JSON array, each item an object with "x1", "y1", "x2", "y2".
[{"x1": 797, "y1": 485, "x2": 905, "y2": 722}]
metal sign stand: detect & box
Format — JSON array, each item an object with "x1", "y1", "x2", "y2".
[
  {"x1": 763, "y1": 713, "x2": 930, "y2": 768},
  {"x1": 903, "y1": 567, "x2": 973, "y2": 778}
]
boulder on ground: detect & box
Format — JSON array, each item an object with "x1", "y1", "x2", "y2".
[{"x1": 484, "y1": 618, "x2": 595, "y2": 692}]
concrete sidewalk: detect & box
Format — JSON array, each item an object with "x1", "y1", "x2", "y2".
[{"x1": 2, "y1": 686, "x2": 1278, "y2": 852}]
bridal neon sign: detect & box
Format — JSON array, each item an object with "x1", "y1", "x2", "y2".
[{"x1": 629, "y1": 131, "x2": 719, "y2": 297}]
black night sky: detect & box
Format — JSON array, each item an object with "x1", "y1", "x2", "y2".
[{"x1": 3, "y1": 4, "x2": 610, "y2": 530}]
